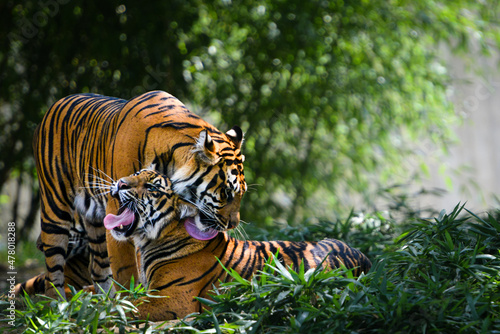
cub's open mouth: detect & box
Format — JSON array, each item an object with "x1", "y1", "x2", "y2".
[{"x1": 104, "y1": 205, "x2": 139, "y2": 237}]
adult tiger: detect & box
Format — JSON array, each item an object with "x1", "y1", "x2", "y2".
[
  {"x1": 104, "y1": 168, "x2": 372, "y2": 321},
  {"x1": 33, "y1": 90, "x2": 246, "y2": 299}
]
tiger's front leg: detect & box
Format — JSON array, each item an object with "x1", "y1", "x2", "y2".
[
  {"x1": 40, "y1": 212, "x2": 71, "y2": 299},
  {"x1": 85, "y1": 220, "x2": 115, "y2": 296}
]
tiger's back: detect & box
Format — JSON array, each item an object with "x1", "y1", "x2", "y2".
[
  {"x1": 34, "y1": 94, "x2": 125, "y2": 297},
  {"x1": 220, "y1": 237, "x2": 372, "y2": 279}
]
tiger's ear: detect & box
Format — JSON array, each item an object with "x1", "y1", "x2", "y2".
[
  {"x1": 194, "y1": 129, "x2": 219, "y2": 165},
  {"x1": 145, "y1": 163, "x2": 157, "y2": 171},
  {"x1": 226, "y1": 126, "x2": 244, "y2": 149}
]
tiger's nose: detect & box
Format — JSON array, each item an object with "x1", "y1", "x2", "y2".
[
  {"x1": 227, "y1": 212, "x2": 240, "y2": 229},
  {"x1": 117, "y1": 179, "x2": 130, "y2": 190},
  {"x1": 111, "y1": 179, "x2": 130, "y2": 197}
]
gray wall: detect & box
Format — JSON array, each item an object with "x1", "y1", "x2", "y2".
[{"x1": 417, "y1": 50, "x2": 500, "y2": 213}]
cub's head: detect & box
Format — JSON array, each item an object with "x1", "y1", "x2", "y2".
[
  {"x1": 104, "y1": 168, "x2": 195, "y2": 242},
  {"x1": 104, "y1": 168, "x2": 222, "y2": 243},
  {"x1": 155, "y1": 126, "x2": 247, "y2": 236}
]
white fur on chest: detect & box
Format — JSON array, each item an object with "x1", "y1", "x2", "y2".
[{"x1": 74, "y1": 192, "x2": 107, "y2": 223}]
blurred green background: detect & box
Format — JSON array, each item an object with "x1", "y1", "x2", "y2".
[{"x1": 1, "y1": 0, "x2": 500, "y2": 240}]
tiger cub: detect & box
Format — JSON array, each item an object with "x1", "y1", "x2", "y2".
[{"x1": 105, "y1": 168, "x2": 372, "y2": 321}]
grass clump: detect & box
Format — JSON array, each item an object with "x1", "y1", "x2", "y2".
[
  {"x1": 0, "y1": 279, "x2": 166, "y2": 334},
  {"x1": 1, "y1": 203, "x2": 499, "y2": 333},
  {"x1": 182, "y1": 204, "x2": 500, "y2": 333}
]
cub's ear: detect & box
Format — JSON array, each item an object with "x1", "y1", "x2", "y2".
[
  {"x1": 194, "y1": 129, "x2": 219, "y2": 165},
  {"x1": 225, "y1": 126, "x2": 244, "y2": 149}
]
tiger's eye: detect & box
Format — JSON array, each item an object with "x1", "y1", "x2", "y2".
[
  {"x1": 145, "y1": 183, "x2": 158, "y2": 191},
  {"x1": 224, "y1": 187, "x2": 234, "y2": 200}
]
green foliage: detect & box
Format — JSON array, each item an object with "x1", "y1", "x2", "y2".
[
  {"x1": 183, "y1": 255, "x2": 366, "y2": 333},
  {"x1": 181, "y1": 0, "x2": 500, "y2": 223},
  {"x1": 0, "y1": 280, "x2": 161, "y2": 333},
  {"x1": 242, "y1": 186, "x2": 438, "y2": 260},
  {"x1": 3, "y1": 204, "x2": 498, "y2": 333},
  {"x1": 243, "y1": 209, "x2": 398, "y2": 261},
  {"x1": 0, "y1": 238, "x2": 44, "y2": 267},
  {"x1": 3, "y1": 1, "x2": 500, "y2": 227},
  {"x1": 181, "y1": 204, "x2": 500, "y2": 333}
]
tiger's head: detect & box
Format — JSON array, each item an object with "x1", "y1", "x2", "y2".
[
  {"x1": 104, "y1": 168, "x2": 200, "y2": 242},
  {"x1": 114, "y1": 91, "x2": 247, "y2": 237},
  {"x1": 153, "y1": 126, "x2": 247, "y2": 237}
]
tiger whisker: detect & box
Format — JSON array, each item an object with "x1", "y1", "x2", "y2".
[
  {"x1": 84, "y1": 188, "x2": 112, "y2": 193},
  {"x1": 85, "y1": 182, "x2": 112, "y2": 187},
  {"x1": 93, "y1": 190, "x2": 112, "y2": 197},
  {"x1": 89, "y1": 167, "x2": 115, "y2": 183},
  {"x1": 182, "y1": 195, "x2": 218, "y2": 221},
  {"x1": 245, "y1": 183, "x2": 260, "y2": 192},
  {"x1": 86, "y1": 180, "x2": 113, "y2": 186},
  {"x1": 78, "y1": 186, "x2": 112, "y2": 196},
  {"x1": 239, "y1": 221, "x2": 250, "y2": 240},
  {"x1": 81, "y1": 185, "x2": 113, "y2": 194},
  {"x1": 133, "y1": 158, "x2": 145, "y2": 169},
  {"x1": 117, "y1": 202, "x2": 129, "y2": 213},
  {"x1": 85, "y1": 177, "x2": 114, "y2": 187},
  {"x1": 84, "y1": 183, "x2": 113, "y2": 190},
  {"x1": 78, "y1": 185, "x2": 106, "y2": 190},
  {"x1": 231, "y1": 223, "x2": 248, "y2": 241},
  {"x1": 133, "y1": 196, "x2": 148, "y2": 211},
  {"x1": 136, "y1": 202, "x2": 148, "y2": 213},
  {"x1": 184, "y1": 192, "x2": 219, "y2": 218}
]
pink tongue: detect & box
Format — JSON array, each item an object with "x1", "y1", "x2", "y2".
[
  {"x1": 184, "y1": 218, "x2": 218, "y2": 240},
  {"x1": 104, "y1": 208, "x2": 135, "y2": 230}
]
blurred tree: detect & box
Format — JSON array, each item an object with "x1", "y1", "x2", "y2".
[
  {"x1": 1, "y1": 0, "x2": 499, "y2": 232},
  {"x1": 180, "y1": 0, "x2": 500, "y2": 224},
  {"x1": 0, "y1": 0, "x2": 196, "y2": 236}
]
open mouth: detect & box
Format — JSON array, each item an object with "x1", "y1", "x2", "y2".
[
  {"x1": 199, "y1": 211, "x2": 211, "y2": 225},
  {"x1": 183, "y1": 212, "x2": 219, "y2": 241},
  {"x1": 103, "y1": 204, "x2": 139, "y2": 237}
]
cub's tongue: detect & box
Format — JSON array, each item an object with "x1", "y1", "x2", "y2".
[
  {"x1": 184, "y1": 218, "x2": 218, "y2": 240},
  {"x1": 104, "y1": 208, "x2": 135, "y2": 230}
]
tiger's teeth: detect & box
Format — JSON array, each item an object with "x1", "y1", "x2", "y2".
[{"x1": 119, "y1": 224, "x2": 123, "y2": 229}]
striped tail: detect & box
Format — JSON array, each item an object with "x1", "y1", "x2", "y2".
[{"x1": 14, "y1": 273, "x2": 46, "y2": 296}]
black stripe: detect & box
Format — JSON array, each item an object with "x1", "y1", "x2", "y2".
[
  {"x1": 142, "y1": 240, "x2": 191, "y2": 271},
  {"x1": 46, "y1": 264, "x2": 65, "y2": 273},
  {"x1": 116, "y1": 264, "x2": 136, "y2": 277},
  {"x1": 134, "y1": 103, "x2": 161, "y2": 117},
  {"x1": 92, "y1": 257, "x2": 111, "y2": 268},
  {"x1": 151, "y1": 277, "x2": 185, "y2": 292},
  {"x1": 88, "y1": 248, "x2": 109, "y2": 258},
  {"x1": 41, "y1": 222, "x2": 70, "y2": 235},
  {"x1": 44, "y1": 247, "x2": 67, "y2": 258},
  {"x1": 87, "y1": 234, "x2": 107, "y2": 244}
]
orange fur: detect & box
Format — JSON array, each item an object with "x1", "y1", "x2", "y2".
[
  {"x1": 25, "y1": 91, "x2": 246, "y2": 298},
  {"x1": 135, "y1": 225, "x2": 372, "y2": 321},
  {"x1": 109, "y1": 170, "x2": 372, "y2": 321}
]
